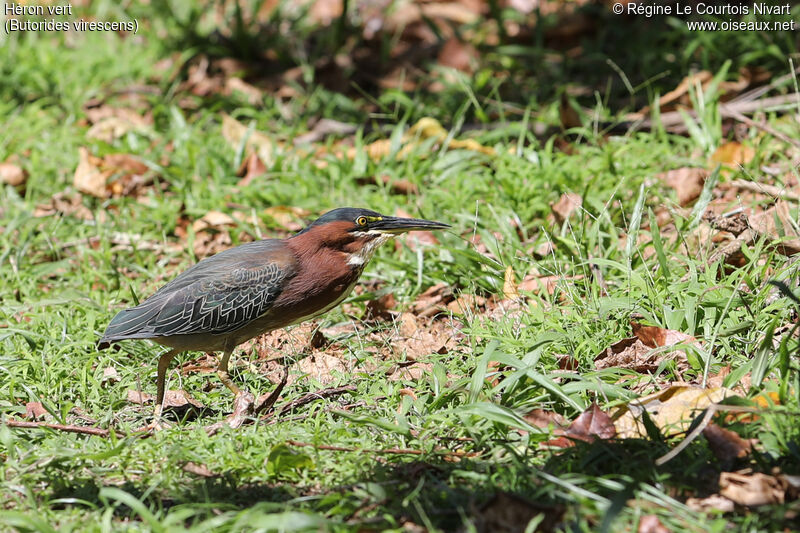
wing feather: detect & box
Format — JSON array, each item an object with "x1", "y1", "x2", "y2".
[{"x1": 98, "y1": 240, "x2": 295, "y2": 346}]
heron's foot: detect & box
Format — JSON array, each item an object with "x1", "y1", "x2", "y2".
[
  {"x1": 205, "y1": 390, "x2": 255, "y2": 435},
  {"x1": 134, "y1": 417, "x2": 173, "y2": 433}
]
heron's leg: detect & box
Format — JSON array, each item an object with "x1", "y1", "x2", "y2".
[
  {"x1": 154, "y1": 348, "x2": 180, "y2": 419},
  {"x1": 216, "y1": 350, "x2": 241, "y2": 397}
]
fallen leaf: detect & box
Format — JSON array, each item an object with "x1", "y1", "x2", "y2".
[
  {"x1": 25, "y1": 401, "x2": 48, "y2": 420},
  {"x1": 595, "y1": 323, "x2": 698, "y2": 373},
  {"x1": 502, "y1": 266, "x2": 520, "y2": 300},
  {"x1": 410, "y1": 282, "x2": 453, "y2": 317},
  {"x1": 291, "y1": 353, "x2": 347, "y2": 385},
  {"x1": 719, "y1": 471, "x2": 786, "y2": 506},
  {"x1": 73, "y1": 147, "x2": 107, "y2": 198},
  {"x1": 192, "y1": 211, "x2": 237, "y2": 233},
  {"x1": 263, "y1": 205, "x2": 310, "y2": 231},
  {"x1": 523, "y1": 409, "x2": 568, "y2": 430},
  {"x1": 637, "y1": 515, "x2": 670, "y2": 533},
  {"x1": 437, "y1": 37, "x2": 478, "y2": 73},
  {"x1": 0, "y1": 162, "x2": 28, "y2": 187},
  {"x1": 703, "y1": 423, "x2": 753, "y2": 464},
  {"x1": 127, "y1": 389, "x2": 204, "y2": 409},
  {"x1": 711, "y1": 142, "x2": 755, "y2": 170},
  {"x1": 225, "y1": 77, "x2": 263, "y2": 105},
  {"x1": 101, "y1": 366, "x2": 120, "y2": 387},
  {"x1": 73, "y1": 149, "x2": 153, "y2": 198},
  {"x1": 686, "y1": 494, "x2": 735, "y2": 513},
  {"x1": 236, "y1": 152, "x2": 267, "y2": 187},
  {"x1": 364, "y1": 292, "x2": 396, "y2": 321},
  {"x1": 518, "y1": 274, "x2": 584, "y2": 295},
  {"x1": 551, "y1": 192, "x2": 582, "y2": 222},
  {"x1": 387, "y1": 362, "x2": 433, "y2": 381},
  {"x1": 611, "y1": 386, "x2": 736, "y2": 439},
  {"x1": 221, "y1": 114, "x2": 279, "y2": 166},
  {"x1": 86, "y1": 107, "x2": 151, "y2": 142},
  {"x1": 182, "y1": 461, "x2": 218, "y2": 477},
  {"x1": 658, "y1": 167, "x2": 707, "y2": 206},
  {"x1": 545, "y1": 403, "x2": 616, "y2": 447},
  {"x1": 33, "y1": 192, "x2": 95, "y2": 220}
]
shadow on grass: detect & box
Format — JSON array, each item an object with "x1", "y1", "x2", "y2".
[
  {"x1": 38, "y1": 431, "x2": 799, "y2": 531},
  {"x1": 138, "y1": 0, "x2": 797, "y2": 123}
]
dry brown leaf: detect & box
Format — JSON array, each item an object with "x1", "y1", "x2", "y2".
[
  {"x1": 437, "y1": 37, "x2": 478, "y2": 74},
  {"x1": 523, "y1": 408, "x2": 568, "y2": 430},
  {"x1": 263, "y1": 205, "x2": 310, "y2": 231},
  {"x1": 631, "y1": 322, "x2": 699, "y2": 350},
  {"x1": 73, "y1": 147, "x2": 107, "y2": 197},
  {"x1": 658, "y1": 167, "x2": 707, "y2": 206},
  {"x1": 236, "y1": 152, "x2": 267, "y2": 187},
  {"x1": 182, "y1": 461, "x2": 218, "y2": 478},
  {"x1": 291, "y1": 353, "x2": 347, "y2": 385},
  {"x1": 611, "y1": 386, "x2": 736, "y2": 439},
  {"x1": 544, "y1": 403, "x2": 616, "y2": 447},
  {"x1": 410, "y1": 282, "x2": 453, "y2": 317},
  {"x1": 192, "y1": 211, "x2": 237, "y2": 233},
  {"x1": 101, "y1": 366, "x2": 120, "y2": 387},
  {"x1": 346, "y1": 117, "x2": 495, "y2": 163},
  {"x1": 685, "y1": 494, "x2": 735, "y2": 513},
  {"x1": 86, "y1": 108, "x2": 151, "y2": 142},
  {"x1": 551, "y1": 192, "x2": 582, "y2": 222},
  {"x1": 364, "y1": 292, "x2": 396, "y2": 321},
  {"x1": 596, "y1": 322, "x2": 698, "y2": 373},
  {"x1": 34, "y1": 192, "x2": 95, "y2": 220},
  {"x1": 387, "y1": 362, "x2": 433, "y2": 381},
  {"x1": 711, "y1": 141, "x2": 755, "y2": 170},
  {"x1": 637, "y1": 515, "x2": 669, "y2": 533},
  {"x1": 25, "y1": 401, "x2": 48, "y2": 420},
  {"x1": 225, "y1": 77, "x2": 263, "y2": 105},
  {"x1": 0, "y1": 162, "x2": 28, "y2": 187},
  {"x1": 221, "y1": 114, "x2": 279, "y2": 166},
  {"x1": 719, "y1": 471, "x2": 786, "y2": 506},
  {"x1": 502, "y1": 266, "x2": 520, "y2": 300},
  {"x1": 518, "y1": 274, "x2": 584, "y2": 295},
  {"x1": 127, "y1": 389, "x2": 205, "y2": 409},
  {"x1": 73, "y1": 149, "x2": 152, "y2": 198},
  {"x1": 703, "y1": 423, "x2": 753, "y2": 464}
]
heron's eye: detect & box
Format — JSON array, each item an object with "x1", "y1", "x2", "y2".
[{"x1": 356, "y1": 216, "x2": 367, "y2": 226}]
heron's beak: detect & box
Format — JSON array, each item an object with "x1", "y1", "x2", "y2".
[{"x1": 371, "y1": 216, "x2": 450, "y2": 234}]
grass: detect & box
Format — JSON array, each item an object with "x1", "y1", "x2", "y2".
[{"x1": 2, "y1": 1, "x2": 800, "y2": 531}]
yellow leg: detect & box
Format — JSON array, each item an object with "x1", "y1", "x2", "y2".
[
  {"x1": 154, "y1": 348, "x2": 180, "y2": 419},
  {"x1": 216, "y1": 350, "x2": 241, "y2": 397}
]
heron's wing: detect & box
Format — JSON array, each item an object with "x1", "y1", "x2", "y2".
[{"x1": 99, "y1": 240, "x2": 295, "y2": 344}]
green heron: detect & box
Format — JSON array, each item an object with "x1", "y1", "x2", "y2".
[{"x1": 98, "y1": 207, "x2": 449, "y2": 427}]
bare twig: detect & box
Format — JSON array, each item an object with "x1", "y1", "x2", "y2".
[
  {"x1": 276, "y1": 384, "x2": 356, "y2": 415},
  {"x1": 728, "y1": 179, "x2": 800, "y2": 202},
  {"x1": 284, "y1": 439, "x2": 479, "y2": 458},
  {"x1": 3, "y1": 419, "x2": 121, "y2": 438},
  {"x1": 720, "y1": 104, "x2": 800, "y2": 150}
]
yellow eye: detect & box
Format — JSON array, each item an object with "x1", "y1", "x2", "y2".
[{"x1": 356, "y1": 216, "x2": 367, "y2": 226}]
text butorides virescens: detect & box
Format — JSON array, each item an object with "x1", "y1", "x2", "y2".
[{"x1": 98, "y1": 207, "x2": 449, "y2": 427}]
